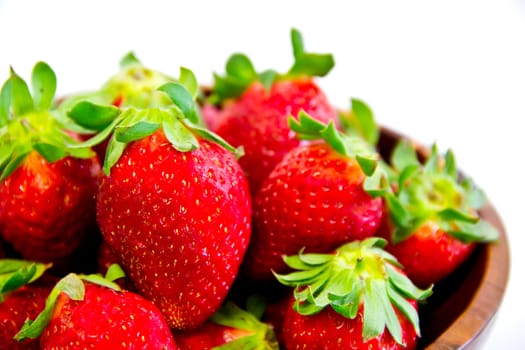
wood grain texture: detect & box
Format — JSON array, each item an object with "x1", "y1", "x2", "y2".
[{"x1": 378, "y1": 127, "x2": 510, "y2": 350}]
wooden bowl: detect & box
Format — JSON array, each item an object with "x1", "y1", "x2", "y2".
[{"x1": 378, "y1": 127, "x2": 510, "y2": 350}]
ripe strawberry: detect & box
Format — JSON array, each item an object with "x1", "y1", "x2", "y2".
[
  {"x1": 173, "y1": 300, "x2": 279, "y2": 349},
  {"x1": 0, "y1": 259, "x2": 53, "y2": 350},
  {"x1": 15, "y1": 272, "x2": 178, "y2": 349},
  {"x1": 245, "y1": 112, "x2": 384, "y2": 280},
  {"x1": 0, "y1": 62, "x2": 101, "y2": 263},
  {"x1": 69, "y1": 70, "x2": 252, "y2": 329},
  {"x1": 370, "y1": 140, "x2": 499, "y2": 287},
  {"x1": 274, "y1": 237, "x2": 432, "y2": 349},
  {"x1": 208, "y1": 28, "x2": 338, "y2": 195}
]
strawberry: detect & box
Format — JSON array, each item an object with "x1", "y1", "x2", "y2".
[
  {"x1": 0, "y1": 62, "x2": 101, "y2": 263},
  {"x1": 15, "y1": 270, "x2": 178, "y2": 349},
  {"x1": 173, "y1": 300, "x2": 279, "y2": 349},
  {"x1": 245, "y1": 111, "x2": 384, "y2": 280},
  {"x1": 369, "y1": 140, "x2": 499, "y2": 287},
  {"x1": 274, "y1": 237, "x2": 432, "y2": 349},
  {"x1": 208, "y1": 28, "x2": 338, "y2": 195},
  {"x1": 0, "y1": 259, "x2": 53, "y2": 350},
  {"x1": 69, "y1": 69, "x2": 252, "y2": 329}
]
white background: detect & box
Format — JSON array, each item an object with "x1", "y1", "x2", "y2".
[{"x1": 1, "y1": 0, "x2": 523, "y2": 348}]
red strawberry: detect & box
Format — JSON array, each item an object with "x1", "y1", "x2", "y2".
[
  {"x1": 274, "y1": 237, "x2": 432, "y2": 349},
  {"x1": 0, "y1": 63, "x2": 101, "y2": 264},
  {"x1": 70, "y1": 71, "x2": 252, "y2": 329},
  {"x1": 0, "y1": 259, "x2": 54, "y2": 350},
  {"x1": 371, "y1": 140, "x2": 498, "y2": 287},
  {"x1": 208, "y1": 28, "x2": 338, "y2": 195},
  {"x1": 173, "y1": 301, "x2": 279, "y2": 349},
  {"x1": 245, "y1": 112, "x2": 384, "y2": 280},
  {"x1": 15, "y1": 272, "x2": 178, "y2": 349}
]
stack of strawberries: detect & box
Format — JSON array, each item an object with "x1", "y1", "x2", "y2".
[{"x1": 0, "y1": 29, "x2": 498, "y2": 349}]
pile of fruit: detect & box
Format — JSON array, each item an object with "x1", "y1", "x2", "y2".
[{"x1": 0, "y1": 29, "x2": 498, "y2": 349}]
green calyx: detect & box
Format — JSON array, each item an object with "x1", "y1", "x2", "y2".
[
  {"x1": 14, "y1": 264, "x2": 125, "y2": 341},
  {"x1": 289, "y1": 111, "x2": 379, "y2": 177},
  {"x1": 274, "y1": 237, "x2": 432, "y2": 346},
  {"x1": 368, "y1": 140, "x2": 499, "y2": 244},
  {"x1": 338, "y1": 98, "x2": 380, "y2": 146},
  {"x1": 209, "y1": 28, "x2": 334, "y2": 105},
  {"x1": 0, "y1": 62, "x2": 95, "y2": 180},
  {"x1": 0, "y1": 259, "x2": 51, "y2": 302},
  {"x1": 210, "y1": 297, "x2": 279, "y2": 350},
  {"x1": 68, "y1": 67, "x2": 242, "y2": 175}
]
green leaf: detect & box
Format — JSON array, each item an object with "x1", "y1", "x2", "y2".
[
  {"x1": 391, "y1": 140, "x2": 419, "y2": 171},
  {"x1": 362, "y1": 279, "x2": 386, "y2": 341},
  {"x1": 0, "y1": 147, "x2": 31, "y2": 181},
  {"x1": 115, "y1": 121, "x2": 160, "y2": 144},
  {"x1": 387, "y1": 284, "x2": 422, "y2": 337},
  {"x1": 68, "y1": 101, "x2": 120, "y2": 131},
  {"x1": 363, "y1": 162, "x2": 391, "y2": 197},
  {"x1": 31, "y1": 61, "x2": 56, "y2": 110},
  {"x1": 55, "y1": 273, "x2": 85, "y2": 300},
  {"x1": 14, "y1": 288, "x2": 61, "y2": 340},
  {"x1": 446, "y1": 219, "x2": 499, "y2": 243},
  {"x1": 33, "y1": 142, "x2": 67, "y2": 163},
  {"x1": 73, "y1": 114, "x2": 122, "y2": 151},
  {"x1": 463, "y1": 179, "x2": 487, "y2": 210},
  {"x1": 288, "y1": 53, "x2": 335, "y2": 78},
  {"x1": 397, "y1": 164, "x2": 420, "y2": 192},
  {"x1": 386, "y1": 265, "x2": 432, "y2": 300},
  {"x1": 79, "y1": 273, "x2": 121, "y2": 291},
  {"x1": 424, "y1": 144, "x2": 441, "y2": 174},
  {"x1": 291, "y1": 28, "x2": 305, "y2": 58},
  {"x1": 105, "y1": 264, "x2": 126, "y2": 282},
  {"x1": 330, "y1": 281, "x2": 361, "y2": 319},
  {"x1": 119, "y1": 51, "x2": 141, "y2": 68},
  {"x1": 162, "y1": 120, "x2": 198, "y2": 153},
  {"x1": 351, "y1": 98, "x2": 379, "y2": 145},
  {"x1": 258, "y1": 70, "x2": 277, "y2": 90},
  {"x1": 273, "y1": 266, "x2": 326, "y2": 287},
  {"x1": 103, "y1": 135, "x2": 126, "y2": 175},
  {"x1": 10, "y1": 68, "x2": 34, "y2": 116},
  {"x1": 179, "y1": 67, "x2": 199, "y2": 99},
  {"x1": 185, "y1": 120, "x2": 241, "y2": 157},
  {"x1": 225, "y1": 53, "x2": 258, "y2": 82},
  {"x1": 378, "y1": 281, "x2": 404, "y2": 345},
  {"x1": 0, "y1": 77, "x2": 13, "y2": 123},
  {"x1": 384, "y1": 192, "x2": 412, "y2": 228},
  {"x1": 444, "y1": 149, "x2": 457, "y2": 177},
  {"x1": 211, "y1": 301, "x2": 258, "y2": 331},
  {"x1": 437, "y1": 208, "x2": 479, "y2": 224},
  {"x1": 14, "y1": 273, "x2": 85, "y2": 341},
  {"x1": 356, "y1": 155, "x2": 378, "y2": 177},
  {"x1": 288, "y1": 28, "x2": 334, "y2": 78},
  {"x1": 0, "y1": 260, "x2": 50, "y2": 297},
  {"x1": 246, "y1": 294, "x2": 267, "y2": 320},
  {"x1": 158, "y1": 82, "x2": 196, "y2": 118},
  {"x1": 319, "y1": 121, "x2": 349, "y2": 155},
  {"x1": 288, "y1": 112, "x2": 325, "y2": 136}
]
